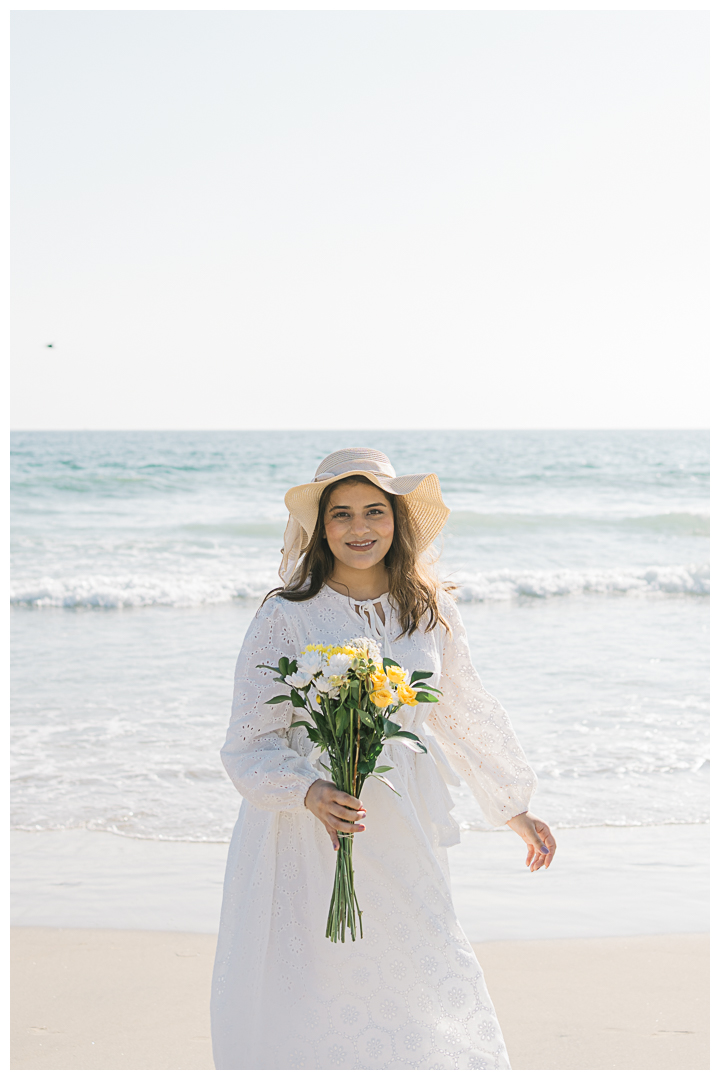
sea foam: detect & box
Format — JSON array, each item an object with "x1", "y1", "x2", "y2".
[
  {"x1": 453, "y1": 563, "x2": 709, "y2": 602},
  {"x1": 11, "y1": 563, "x2": 710, "y2": 608}
]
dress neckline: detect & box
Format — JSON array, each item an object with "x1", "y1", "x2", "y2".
[
  {"x1": 321, "y1": 583, "x2": 390, "y2": 606},
  {"x1": 320, "y1": 584, "x2": 392, "y2": 643}
]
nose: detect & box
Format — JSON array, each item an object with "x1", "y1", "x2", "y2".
[{"x1": 349, "y1": 516, "x2": 372, "y2": 538}]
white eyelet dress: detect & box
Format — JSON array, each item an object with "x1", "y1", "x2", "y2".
[{"x1": 210, "y1": 585, "x2": 538, "y2": 1070}]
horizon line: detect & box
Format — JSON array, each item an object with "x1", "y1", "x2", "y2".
[{"x1": 9, "y1": 426, "x2": 710, "y2": 434}]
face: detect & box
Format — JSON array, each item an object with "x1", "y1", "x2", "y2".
[{"x1": 323, "y1": 481, "x2": 395, "y2": 572}]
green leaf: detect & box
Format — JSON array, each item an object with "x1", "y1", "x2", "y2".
[
  {"x1": 385, "y1": 735, "x2": 427, "y2": 753},
  {"x1": 382, "y1": 657, "x2": 396, "y2": 672},
  {"x1": 256, "y1": 663, "x2": 281, "y2": 674},
  {"x1": 278, "y1": 657, "x2": 290, "y2": 676},
  {"x1": 311, "y1": 710, "x2": 325, "y2": 723},
  {"x1": 288, "y1": 720, "x2": 310, "y2": 730},
  {"x1": 357, "y1": 761, "x2": 371, "y2": 774},
  {"x1": 287, "y1": 658, "x2": 298, "y2": 675},
  {"x1": 373, "y1": 765, "x2": 394, "y2": 774},
  {"x1": 369, "y1": 772, "x2": 400, "y2": 795},
  {"x1": 410, "y1": 670, "x2": 434, "y2": 684},
  {"x1": 356, "y1": 709, "x2": 376, "y2": 729},
  {"x1": 265, "y1": 694, "x2": 291, "y2": 705},
  {"x1": 383, "y1": 719, "x2": 401, "y2": 737},
  {"x1": 290, "y1": 689, "x2": 305, "y2": 709},
  {"x1": 335, "y1": 710, "x2": 348, "y2": 738},
  {"x1": 395, "y1": 729, "x2": 422, "y2": 741},
  {"x1": 414, "y1": 691, "x2": 439, "y2": 704},
  {"x1": 410, "y1": 683, "x2": 441, "y2": 694}
]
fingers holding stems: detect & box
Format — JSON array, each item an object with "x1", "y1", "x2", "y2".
[{"x1": 305, "y1": 779, "x2": 367, "y2": 851}]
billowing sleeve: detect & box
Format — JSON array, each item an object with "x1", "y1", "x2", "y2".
[
  {"x1": 425, "y1": 595, "x2": 538, "y2": 826},
  {"x1": 220, "y1": 598, "x2": 322, "y2": 812}
]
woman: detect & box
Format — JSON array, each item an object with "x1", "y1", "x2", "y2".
[{"x1": 211, "y1": 447, "x2": 556, "y2": 1070}]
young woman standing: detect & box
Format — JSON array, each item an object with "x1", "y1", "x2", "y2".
[{"x1": 211, "y1": 447, "x2": 556, "y2": 1070}]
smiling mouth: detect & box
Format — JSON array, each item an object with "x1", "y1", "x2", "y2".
[{"x1": 347, "y1": 540, "x2": 376, "y2": 551}]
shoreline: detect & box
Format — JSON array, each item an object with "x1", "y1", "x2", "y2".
[
  {"x1": 12, "y1": 822, "x2": 709, "y2": 939},
  {"x1": 11, "y1": 927, "x2": 709, "y2": 1070}
]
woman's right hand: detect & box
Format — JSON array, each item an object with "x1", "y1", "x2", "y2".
[{"x1": 304, "y1": 779, "x2": 366, "y2": 852}]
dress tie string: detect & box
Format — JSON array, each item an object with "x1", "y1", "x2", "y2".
[{"x1": 352, "y1": 598, "x2": 390, "y2": 659}]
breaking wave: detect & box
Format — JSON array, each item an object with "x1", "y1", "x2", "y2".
[
  {"x1": 454, "y1": 563, "x2": 709, "y2": 601},
  {"x1": 11, "y1": 563, "x2": 709, "y2": 608}
]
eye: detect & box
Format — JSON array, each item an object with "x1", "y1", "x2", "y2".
[{"x1": 368, "y1": 508, "x2": 385, "y2": 515}]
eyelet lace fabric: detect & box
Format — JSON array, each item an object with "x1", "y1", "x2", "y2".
[{"x1": 211, "y1": 587, "x2": 537, "y2": 1070}]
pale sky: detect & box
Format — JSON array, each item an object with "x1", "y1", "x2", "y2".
[{"x1": 11, "y1": 9, "x2": 709, "y2": 430}]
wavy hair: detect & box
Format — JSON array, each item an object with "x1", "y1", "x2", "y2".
[{"x1": 265, "y1": 476, "x2": 453, "y2": 637}]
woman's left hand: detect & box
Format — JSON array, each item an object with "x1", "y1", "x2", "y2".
[{"x1": 506, "y1": 811, "x2": 556, "y2": 871}]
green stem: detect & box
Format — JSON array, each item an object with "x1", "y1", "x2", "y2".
[{"x1": 325, "y1": 835, "x2": 362, "y2": 944}]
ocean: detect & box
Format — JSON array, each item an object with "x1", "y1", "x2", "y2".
[{"x1": 10, "y1": 430, "x2": 709, "y2": 844}]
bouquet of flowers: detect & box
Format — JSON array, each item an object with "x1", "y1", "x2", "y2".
[{"x1": 259, "y1": 637, "x2": 441, "y2": 943}]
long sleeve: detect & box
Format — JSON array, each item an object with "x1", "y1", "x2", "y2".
[
  {"x1": 220, "y1": 598, "x2": 322, "y2": 812},
  {"x1": 426, "y1": 596, "x2": 538, "y2": 826}
]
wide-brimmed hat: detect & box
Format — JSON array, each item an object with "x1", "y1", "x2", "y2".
[{"x1": 279, "y1": 447, "x2": 450, "y2": 584}]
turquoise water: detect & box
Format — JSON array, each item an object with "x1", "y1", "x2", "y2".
[{"x1": 10, "y1": 430, "x2": 709, "y2": 839}]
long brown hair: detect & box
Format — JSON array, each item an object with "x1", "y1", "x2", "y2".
[{"x1": 265, "y1": 476, "x2": 452, "y2": 636}]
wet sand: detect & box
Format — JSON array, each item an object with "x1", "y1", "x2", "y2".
[{"x1": 11, "y1": 823, "x2": 710, "y2": 938}]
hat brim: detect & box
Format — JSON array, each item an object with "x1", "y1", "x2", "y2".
[{"x1": 284, "y1": 470, "x2": 450, "y2": 554}]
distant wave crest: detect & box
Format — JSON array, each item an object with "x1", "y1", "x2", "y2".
[
  {"x1": 10, "y1": 563, "x2": 709, "y2": 608},
  {"x1": 454, "y1": 563, "x2": 709, "y2": 601},
  {"x1": 10, "y1": 574, "x2": 266, "y2": 609}
]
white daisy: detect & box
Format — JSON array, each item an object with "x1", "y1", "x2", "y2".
[
  {"x1": 285, "y1": 672, "x2": 311, "y2": 689},
  {"x1": 296, "y1": 655, "x2": 325, "y2": 677},
  {"x1": 325, "y1": 653, "x2": 354, "y2": 677},
  {"x1": 315, "y1": 675, "x2": 335, "y2": 695}
]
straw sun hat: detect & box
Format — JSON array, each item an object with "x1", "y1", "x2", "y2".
[{"x1": 279, "y1": 447, "x2": 450, "y2": 584}]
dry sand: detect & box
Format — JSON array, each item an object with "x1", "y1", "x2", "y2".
[{"x1": 11, "y1": 928, "x2": 708, "y2": 1070}]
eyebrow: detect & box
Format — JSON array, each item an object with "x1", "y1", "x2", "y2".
[{"x1": 328, "y1": 501, "x2": 388, "y2": 512}]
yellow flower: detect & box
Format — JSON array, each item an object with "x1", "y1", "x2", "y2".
[
  {"x1": 386, "y1": 666, "x2": 408, "y2": 685},
  {"x1": 370, "y1": 688, "x2": 394, "y2": 709},
  {"x1": 397, "y1": 683, "x2": 417, "y2": 707},
  {"x1": 369, "y1": 670, "x2": 388, "y2": 692}
]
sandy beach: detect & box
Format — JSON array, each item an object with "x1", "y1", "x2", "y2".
[
  {"x1": 10, "y1": 825, "x2": 710, "y2": 1069},
  {"x1": 11, "y1": 928, "x2": 709, "y2": 1070}
]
